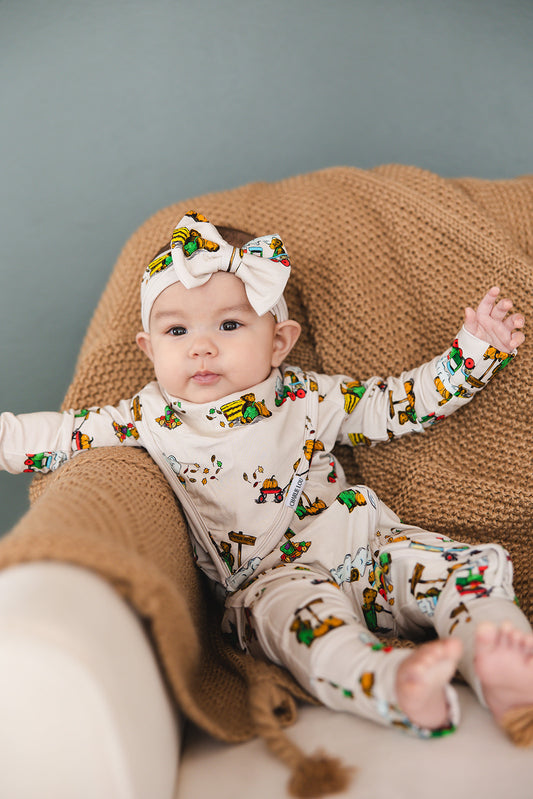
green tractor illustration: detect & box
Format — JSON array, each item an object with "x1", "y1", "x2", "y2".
[
  {"x1": 336, "y1": 489, "x2": 367, "y2": 512},
  {"x1": 275, "y1": 371, "x2": 307, "y2": 406}
]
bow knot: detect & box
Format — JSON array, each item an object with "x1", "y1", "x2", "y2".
[{"x1": 169, "y1": 214, "x2": 290, "y2": 317}]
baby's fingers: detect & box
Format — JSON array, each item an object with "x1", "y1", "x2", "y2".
[
  {"x1": 494, "y1": 312, "x2": 525, "y2": 351},
  {"x1": 464, "y1": 306, "x2": 477, "y2": 327},
  {"x1": 475, "y1": 286, "x2": 501, "y2": 318},
  {"x1": 509, "y1": 328, "x2": 526, "y2": 350},
  {"x1": 502, "y1": 311, "x2": 525, "y2": 333},
  {"x1": 506, "y1": 313, "x2": 526, "y2": 350},
  {"x1": 490, "y1": 296, "x2": 514, "y2": 322}
]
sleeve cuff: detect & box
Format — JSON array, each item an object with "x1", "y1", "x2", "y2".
[{"x1": 436, "y1": 326, "x2": 516, "y2": 398}]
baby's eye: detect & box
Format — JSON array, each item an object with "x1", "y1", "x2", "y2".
[
  {"x1": 168, "y1": 326, "x2": 187, "y2": 336},
  {"x1": 220, "y1": 320, "x2": 241, "y2": 331}
]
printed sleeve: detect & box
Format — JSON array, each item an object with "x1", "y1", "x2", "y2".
[
  {"x1": 316, "y1": 326, "x2": 515, "y2": 449},
  {"x1": 0, "y1": 398, "x2": 142, "y2": 474}
]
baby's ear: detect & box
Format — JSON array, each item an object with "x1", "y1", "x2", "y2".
[
  {"x1": 271, "y1": 320, "x2": 301, "y2": 367},
  {"x1": 135, "y1": 331, "x2": 154, "y2": 362}
]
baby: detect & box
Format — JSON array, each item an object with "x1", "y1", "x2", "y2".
[{"x1": 1, "y1": 210, "x2": 532, "y2": 738}]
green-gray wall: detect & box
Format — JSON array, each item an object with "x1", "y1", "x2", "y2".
[{"x1": 1, "y1": 0, "x2": 532, "y2": 535}]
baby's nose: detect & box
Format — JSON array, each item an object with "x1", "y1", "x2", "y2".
[{"x1": 190, "y1": 334, "x2": 217, "y2": 357}]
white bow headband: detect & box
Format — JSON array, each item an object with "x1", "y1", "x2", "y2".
[{"x1": 140, "y1": 211, "x2": 291, "y2": 331}]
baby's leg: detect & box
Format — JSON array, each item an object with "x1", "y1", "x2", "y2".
[
  {"x1": 395, "y1": 637, "x2": 462, "y2": 730},
  {"x1": 474, "y1": 621, "x2": 533, "y2": 743},
  {"x1": 234, "y1": 568, "x2": 460, "y2": 736},
  {"x1": 391, "y1": 535, "x2": 533, "y2": 742},
  {"x1": 429, "y1": 544, "x2": 532, "y2": 700}
]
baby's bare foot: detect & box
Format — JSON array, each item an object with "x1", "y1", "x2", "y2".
[
  {"x1": 395, "y1": 638, "x2": 462, "y2": 729},
  {"x1": 475, "y1": 621, "x2": 533, "y2": 725}
]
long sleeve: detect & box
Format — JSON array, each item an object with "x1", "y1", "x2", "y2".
[
  {"x1": 314, "y1": 326, "x2": 515, "y2": 449},
  {"x1": 0, "y1": 398, "x2": 142, "y2": 474}
]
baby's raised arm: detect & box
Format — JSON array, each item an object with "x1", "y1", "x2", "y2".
[
  {"x1": 329, "y1": 286, "x2": 525, "y2": 449},
  {"x1": 464, "y1": 286, "x2": 525, "y2": 353}
]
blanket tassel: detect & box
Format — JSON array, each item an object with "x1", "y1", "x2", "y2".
[
  {"x1": 501, "y1": 705, "x2": 533, "y2": 747},
  {"x1": 249, "y1": 676, "x2": 354, "y2": 797}
]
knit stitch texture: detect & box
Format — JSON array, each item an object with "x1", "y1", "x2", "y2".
[{"x1": 0, "y1": 164, "x2": 532, "y2": 745}]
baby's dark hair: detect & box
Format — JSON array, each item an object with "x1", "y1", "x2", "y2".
[
  {"x1": 216, "y1": 225, "x2": 254, "y2": 248},
  {"x1": 151, "y1": 224, "x2": 254, "y2": 261}
]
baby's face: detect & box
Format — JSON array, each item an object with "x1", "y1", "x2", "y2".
[{"x1": 138, "y1": 273, "x2": 288, "y2": 403}]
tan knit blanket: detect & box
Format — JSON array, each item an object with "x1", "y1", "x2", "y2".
[{"x1": 1, "y1": 165, "x2": 532, "y2": 753}]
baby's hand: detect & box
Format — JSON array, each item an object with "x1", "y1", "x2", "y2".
[{"x1": 464, "y1": 286, "x2": 525, "y2": 352}]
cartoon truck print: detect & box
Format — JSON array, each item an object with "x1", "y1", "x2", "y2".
[
  {"x1": 295, "y1": 496, "x2": 327, "y2": 518},
  {"x1": 275, "y1": 371, "x2": 307, "y2": 406},
  {"x1": 280, "y1": 539, "x2": 311, "y2": 563},
  {"x1": 465, "y1": 346, "x2": 513, "y2": 389},
  {"x1": 409, "y1": 540, "x2": 470, "y2": 562},
  {"x1": 220, "y1": 393, "x2": 271, "y2": 425},
  {"x1": 372, "y1": 551, "x2": 394, "y2": 603},
  {"x1": 447, "y1": 340, "x2": 475, "y2": 377},
  {"x1": 113, "y1": 421, "x2": 140, "y2": 442},
  {"x1": 347, "y1": 432, "x2": 371, "y2": 447},
  {"x1": 243, "y1": 235, "x2": 290, "y2": 264},
  {"x1": 156, "y1": 405, "x2": 182, "y2": 429},
  {"x1": 434, "y1": 341, "x2": 476, "y2": 405},
  {"x1": 389, "y1": 380, "x2": 417, "y2": 425},
  {"x1": 418, "y1": 411, "x2": 446, "y2": 426},
  {"x1": 171, "y1": 225, "x2": 220, "y2": 257},
  {"x1": 455, "y1": 562, "x2": 491, "y2": 598},
  {"x1": 280, "y1": 529, "x2": 311, "y2": 562},
  {"x1": 336, "y1": 489, "x2": 367, "y2": 512},
  {"x1": 24, "y1": 450, "x2": 68, "y2": 473},
  {"x1": 145, "y1": 251, "x2": 173, "y2": 280},
  {"x1": 245, "y1": 245, "x2": 264, "y2": 257},
  {"x1": 72, "y1": 431, "x2": 93, "y2": 451},
  {"x1": 256, "y1": 476, "x2": 284, "y2": 503},
  {"x1": 183, "y1": 211, "x2": 209, "y2": 223},
  {"x1": 434, "y1": 374, "x2": 470, "y2": 406},
  {"x1": 290, "y1": 598, "x2": 345, "y2": 647}
]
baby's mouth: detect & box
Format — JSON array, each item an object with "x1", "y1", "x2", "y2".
[{"x1": 192, "y1": 371, "x2": 220, "y2": 385}]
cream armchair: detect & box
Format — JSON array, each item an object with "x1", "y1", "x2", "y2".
[
  {"x1": 1, "y1": 165, "x2": 532, "y2": 797},
  {"x1": 0, "y1": 562, "x2": 531, "y2": 799}
]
